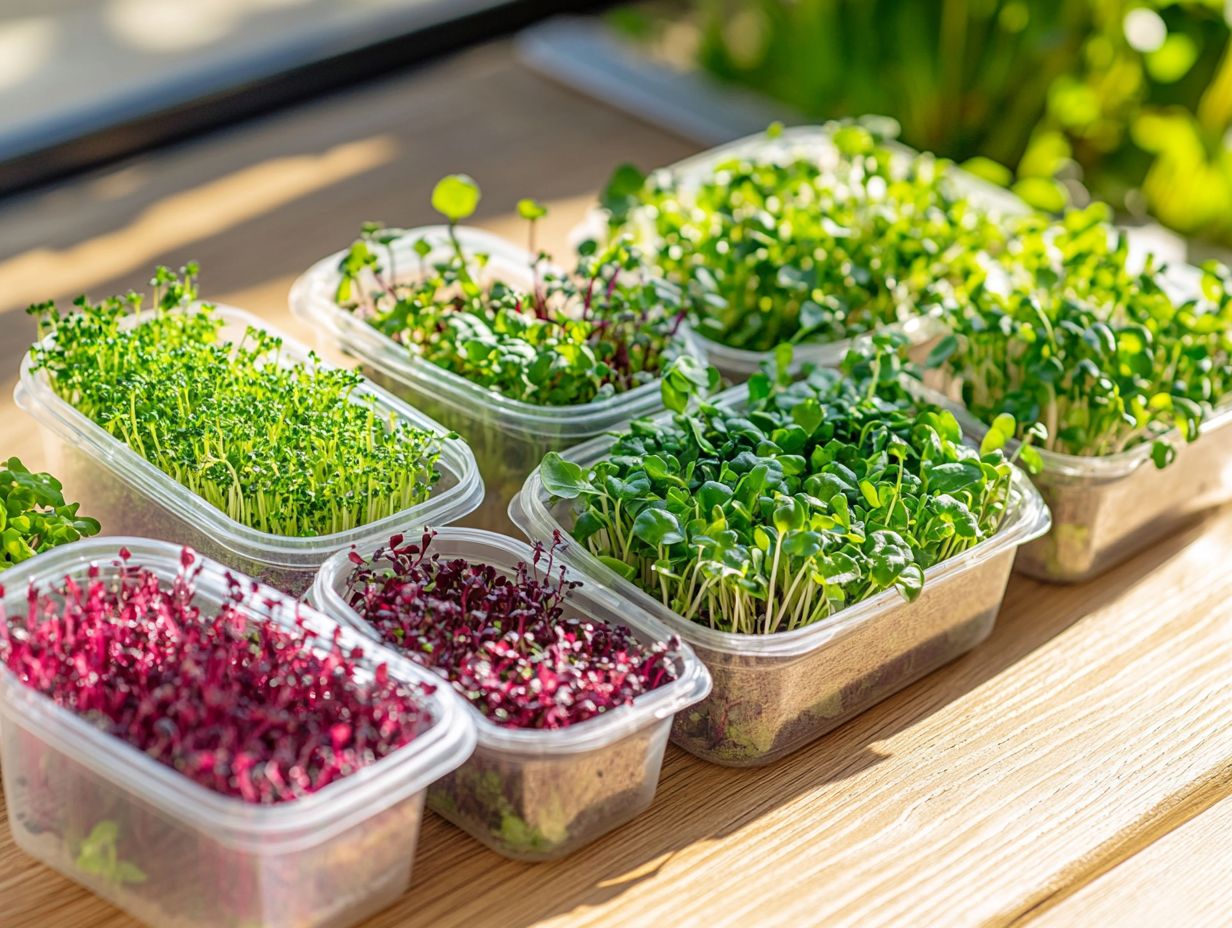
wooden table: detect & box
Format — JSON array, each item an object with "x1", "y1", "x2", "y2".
[{"x1": 2, "y1": 40, "x2": 1230, "y2": 928}]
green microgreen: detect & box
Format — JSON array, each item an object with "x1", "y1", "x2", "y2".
[
  {"x1": 0, "y1": 458, "x2": 99, "y2": 568},
  {"x1": 27, "y1": 266, "x2": 445, "y2": 537},
  {"x1": 927, "y1": 203, "x2": 1232, "y2": 463},
  {"x1": 603, "y1": 123, "x2": 1005, "y2": 352},
  {"x1": 543, "y1": 337, "x2": 1028, "y2": 635},
  {"x1": 334, "y1": 177, "x2": 690, "y2": 407}
]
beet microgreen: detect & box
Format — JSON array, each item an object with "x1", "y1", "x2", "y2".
[
  {"x1": 344, "y1": 531, "x2": 679, "y2": 729},
  {"x1": 334, "y1": 176, "x2": 689, "y2": 407},
  {"x1": 0, "y1": 458, "x2": 99, "y2": 568},
  {"x1": 603, "y1": 123, "x2": 1005, "y2": 352},
  {"x1": 543, "y1": 338, "x2": 1029, "y2": 635},
  {"x1": 0, "y1": 547, "x2": 436, "y2": 804},
  {"x1": 27, "y1": 266, "x2": 446, "y2": 536},
  {"x1": 927, "y1": 203, "x2": 1232, "y2": 464}
]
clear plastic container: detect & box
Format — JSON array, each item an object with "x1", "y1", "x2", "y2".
[
  {"x1": 571, "y1": 124, "x2": 1027, "y2": 382},
  {"x1": 930, "y1": 374, "x2": 1232, "y2": 583},
  {"x1": 510, "y1": 384, "x2": 1051, "y2": 766},
  {"x1": 14, "y1": 305, "x2": 483, "y2": 595},
  {"x1": 310, "y1": 527, "x2": 711, "y2": 859},
  {"x1": 0, "y1": 537, "x2": 476, "y2": 928},
  {"x1": 289, "y1": 225, "x2": 703, "y2": 535}
]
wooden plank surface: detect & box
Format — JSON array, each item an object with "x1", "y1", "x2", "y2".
[
  {"x1": 1025, "y1": 795, "x2": 1232, "y2": 928},
  {"x1": 2, "y1": 39, "x2": 1232, "y2": 928}
]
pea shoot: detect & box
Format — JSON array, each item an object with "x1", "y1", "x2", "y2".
[
  {"x1": 927, "y1": 203, "x2": 1232, "y2": 465},
  {"x1": 603, "y1": 123, "x2": 1004, "y2": 352},
  {"x1": 27, "y1": 266, "x2": 446, "y2": 537},
  {"x1": 334, "y1": 176, "x2": 689, "y2": 407},
  {"x1": 543, "y1": 338, "x2": 1030, "y2": 635}
]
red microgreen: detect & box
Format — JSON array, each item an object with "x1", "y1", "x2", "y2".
[
  {"x1": 344, "y1": 531, "x2": 679, "y2": 730},
  {"x1": 0, "y1": 549, "x2": 436, "y2": 804}
]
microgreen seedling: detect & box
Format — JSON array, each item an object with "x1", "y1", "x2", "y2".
[
  {"x1": 604, "y1": 123, "x2": 1005, "y2": 352},
  {"x1": 544, "y1": 338, "x2": 1028, "y2": 635},
  {"x1": 927, "y1": 203, "x2": 1232, "y2": 464},
  {"x1": 0, "y1": 547, "x2": 437, "y2": 804},
  {"x1": 27, "y1": 267, "x2": 446, "y2": 536},
  {"x1": 0, "y1": 458, "x2": 99, "y2": 568},
  {"x1": 333, "y1": 176, "x2": 689, "y2": 407},
  {"x1": 345, "y1": 531, "x2": 679, "y2": 729}
]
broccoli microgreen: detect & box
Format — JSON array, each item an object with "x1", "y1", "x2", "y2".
[
  {"x1": 927, "y1": 203, "x2": 1232, "y2": 463},
  {"x1": 334, "y1": 176, "x2": 689, "y2": 407},
  {"x1": 603, "y1": 123, "x2": 1005, "y2": 352},
  {"x1": 27, "y1": 266, "x2": 445, "y2": 537},
  {"x1": 544, "y1": 338, "x2": 1030, "y2": 635}
]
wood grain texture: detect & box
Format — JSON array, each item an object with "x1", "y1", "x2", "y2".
[
  {"x1": 1, "y1": 38, "x2": 1232, "y2": 928},
  {"x1": 1024, "y1": 795, "x2": 1232, "y2": 928}
]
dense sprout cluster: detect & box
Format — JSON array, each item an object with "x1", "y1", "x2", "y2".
[
  {"x1": 0, "y1": 458, "x2": 99, "y2": 568},
  {"x1": 0, "y1": 547, "x2": 437, "y2": 804},
  {"x1": 544, "y1": 341, "x2": 1029, "y2": 635},
  {"x1": 928, "y1": 203, "x2": 1232, "y2": 463},
  {"x1": 345, "y1": 531, "x2": 680, "y2": 729},
  {"x1": 603, "y1": 124, "x2": 1004, "y2": 352},
  {"x1": 335, "y1": 177, "x2": 689, "y2": 406},
  {"x1": 28, "y1": 266, "x2": 446, "y2": 536}
]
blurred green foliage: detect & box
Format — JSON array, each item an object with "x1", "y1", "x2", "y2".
[{"x1": 613, "y1": 0, "x2": 1232, "y2": 246}]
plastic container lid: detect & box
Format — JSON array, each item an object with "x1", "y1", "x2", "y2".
[
  {"x1": 0, "y1": 537, "x2": 477, "y2": 854},
  {"x1": 510, "y1": 380, "x2": 1051, "y2": 661},
  {"x1": 311, "y1": 526, "x2": 712, "y2": 756},
  {"x1": 14, "y1": 304, "x2": 484, "y2": 572},
  {"x1": 289, "y1": 225, "x2": 705, "y2": 441}
]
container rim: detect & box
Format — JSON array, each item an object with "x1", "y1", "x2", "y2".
[
  {"x1": 0, "y1": 537, "x2": 477, "y2": 852},
  {"x1": 310, "y1": 526, "x2": 712, "y2": 756},
  {"x1": 509, "y1": 379, "x2": 1051, "y2": 660},
  {"x1": 14, "y1": 303, "x2": 484, "y2": 568},
  {"x1": 288, "y1": 224, "x2": 705, "y2": 438}
]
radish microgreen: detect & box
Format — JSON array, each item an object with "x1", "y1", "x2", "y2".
[{"x1": 544, "y1": 339, "x2": 1029, "y2": 635}]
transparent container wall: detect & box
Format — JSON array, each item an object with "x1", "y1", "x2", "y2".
[
  {"x1": 2, "y1": 699, "x2": 425, "y2": 928},
  {"x1": 673, "y1": 548, "x2": 1013, "y2": 765},
  {"x1": 926, "y1": 369, "x2": 1232, "y2": 583},
  {"x1": 35, "y1": 435, "x2": 316, "y2": 595},
  {"x1": 428, "y1": 721, "x2": 670, "y2": 861},
  {"x1": 360, "y1": 367, "x2": 558, "y2": 536},
  {"x1": 1015, "y1": 417, "x2": 1232, "y2": 583}
]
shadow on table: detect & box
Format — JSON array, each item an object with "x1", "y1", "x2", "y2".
[{"x1": 401, "y1": 508, "x2": 1219, "y2": 928}]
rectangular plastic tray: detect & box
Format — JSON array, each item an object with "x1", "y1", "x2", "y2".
[
  {"x1": 14, "y1": 305, "x2": 483, "y2": 595},
  {"x1": 570, "y1": 124, "x2": 1028, "y2": 382},
  {"x1": 0, "y1": 537, "x2": 475, "y2": 928},
  {"x1": 310, "y1": 526, "x2": 711, "y2": 860},
  {"x1": 289, "y1": 225, "x2": 703, "y2": 535},
  {"x1": 510, "y1": 383, "x2": 1050, "y2": 766},
  {"x1": 931, "y1": 372, "x2": 1232, "y2": 582}
]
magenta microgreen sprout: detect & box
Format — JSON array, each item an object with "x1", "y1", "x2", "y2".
[
  {"x1": 0, "y1": 546, "x2": 437, "y2": 804},
  {"x1": 343, "y1": 530, "x2": 680, "y2": 730}
]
